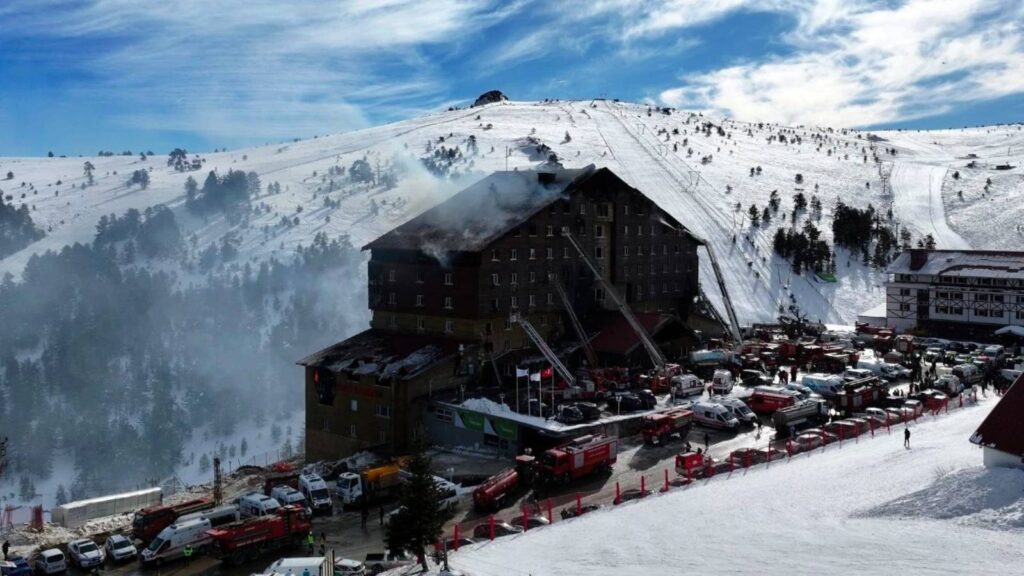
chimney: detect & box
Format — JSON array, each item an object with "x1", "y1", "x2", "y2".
[
  {"x1": 909, "y1": 248, "x2": 928, "y2": 271},
  {"x1": 537, "y1": 172, "x2": 557, "y2": 185}
]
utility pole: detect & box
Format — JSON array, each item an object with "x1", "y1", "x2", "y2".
[{"x1": 213, "y1": 457, "x2": 223, "y2": 505}]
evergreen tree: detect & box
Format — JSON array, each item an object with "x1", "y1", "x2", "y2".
[
  {"x1": 748, "y1": 204, "x2": 760, "y2": 227},
  {"x1": 384, "y1": 443, "x2": 445, "y2": 570},
  {"x1": 793, "y1": 192, "x2": 807, "y2": 211},
  {"x1": 83, "y1": 161, "x2": 95, "y2": 186},
  {"x1": 184, "y1": 176, "x2": 198, "y2": 204},
  {"x1": 240, "y1": 438, "x2": 248, "y2": 458},
  {"x1": 55, "y1": 484, "x2": 68, "y2": 506}
]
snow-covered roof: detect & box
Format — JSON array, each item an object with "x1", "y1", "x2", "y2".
[
  {"x1": 888, "y1": 250, "x2": 1024, "y2": 280},
  {"x1": 297, "y1": 329, "x2": 469, "y2": 382}
]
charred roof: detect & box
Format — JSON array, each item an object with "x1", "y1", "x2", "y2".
[
  {"x1": 297, "y1": 329, "x2": 470, "y2": 381},
  {"x1": 970, "y1": 374, "x2": 1024, "y2": 457}
]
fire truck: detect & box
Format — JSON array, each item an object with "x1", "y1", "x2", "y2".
[
  {"x1": 132, "y1": 498, "x2": 215, "y2": 544},
  {"x1": 205, "y1": 505, "x2": 311, "y2": 564},
  {"x1": 524, "y1": 434, "x2": 617, "y2": 486},
  {"x1": 471, "y1": 467, "x2": 522, "y2": 511},
  {"x1": 641, "y1": 408, "x2": 694, "y2": 444},
  {"x1": 834, "y1": 377, "x2": 885, "y2": 414}
]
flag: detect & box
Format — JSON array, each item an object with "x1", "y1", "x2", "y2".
[
  {"x1": 529, "y1": 372, "x2": 541, "y2": 382},
  {"x1": 541, "y1": 366, "x2": 554, "y2": 379},
  {"x1": 516, "y1": 367, "x2": 529, "y2": 378}
]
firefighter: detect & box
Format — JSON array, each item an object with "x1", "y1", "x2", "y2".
[
  {"x1": 183, "y1": 544, "x2": 193, "y2": 566},
  {"x1": 306, "y1": 531, "x2": 315, "y2": 555},
  {"x1": 2, "y1": 540, "x2": 9, "y2": 560},
  {"x1": 904, "y1": 427, "x2": 911, "y2": 449},
  {"x1": 790, "y1": 364, "x2": 798, "y2": 383}
]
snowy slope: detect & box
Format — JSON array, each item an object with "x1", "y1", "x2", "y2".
[
  {"x1": 2, "y1": 102, "x2": 1023, "y2": 324},
  {"x1": 450, "y1": 397, "x2": 1023, "y2": 576}
]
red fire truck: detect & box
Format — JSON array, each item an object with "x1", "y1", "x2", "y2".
[
  {"x1": 640, "y1": 408, "x2": 694, "y2": 444},
  {"x1": 528, "y1": 434, "x2": 617, "y2": 486},
  {"x1": 131, "y1": 498, "x2": 215, "y2": 544},
  {"x1": 206, "y1": 505, "x2": 312, "y2": 564},
  {"x1": 745, "y1": 386, "x2": 798, "y2": 415},
  {"x1": 472, "y1": 467, "x2": 521, "y2": 511}
]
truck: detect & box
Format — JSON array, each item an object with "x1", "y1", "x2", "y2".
[
  {"x1": 472, "y1": 467, "x2": 521, "y2": 511},
  {"x1": 641, "y1": 408, "x2": 694, "y2": 444},
  {"x1": 526, "y1": 434, "x2": 617, "y2": 486},
  {"x1": 335, "y1": 463, "x2": 404, "y2": 507},
  {"x1": 772, "y1": 399, "x2": 829, "y2": 438},
  {"x1": 745, "y1": 386, "x2": 798, "y2": 415},
  {"x1": 834, "y1": 377, "x2": 885, "y2": 414},
  {"x1": 264, "y1": 557, "x2": 333, "y2": 576},
  {"x1": 262, "y1": 471, "x2": 301, "y2": 496},
  {"x1": 206, "y1": 505, "x2": 312, "y2": 565},
  {"x1": 131, "y1": 497, "x2": 215, "y2": 544},
  {"x1": 298, "y1": 474, "x2": 333, "y2": 515}
]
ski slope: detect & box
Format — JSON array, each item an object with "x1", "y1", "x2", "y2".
[
  {"x1": 450, "y1": 396, "x2": 1023, "y2": 576},
  {"x1": 2, "y1": 101, "x2": 1023, "y2": 325}
]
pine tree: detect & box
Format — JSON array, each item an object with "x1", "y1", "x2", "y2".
[
  {"x1": 240, "y1": 438, "x2": 248, "y2": 458},
  {"x1": 748, "y1": 204, "x2": 760, "y2": 227},
  {"x1": 83, "y1": 161, "x2": 95, "y2": 186},
  {"x1": 55, "y1": 484, "x2": 69, "y2": 506},
  {"x1": 385, "y1": 443, "x2": 444, "y2": 570}
]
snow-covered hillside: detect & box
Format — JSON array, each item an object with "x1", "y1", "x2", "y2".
[
  {"x1": 450, "y1": 396, "x2": 1023, "y2": 576},
  {"x1": 2, "y1": 101, "x2": 1022, "y2": 325}
]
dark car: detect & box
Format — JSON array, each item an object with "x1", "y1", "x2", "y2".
[
  {"x1": 1, "y1": 557, "x2": 32, "y2": 576},
  {"x1": 740, "y1": 369, "x2": 773, "y2": 387},
  {"x1": 442, "y1": 537, "x2": 478, "y2": 553},
  {"x1": 637, "y1": 389, "x2": 657, "y2": 409},
  {"x1": 472, "y1": 522, "x2": 523, "y2": 539},
  {"x1": 574, "y1": 401, "x2": 602, "y2": 420},
  {"x1": 555, "y1": 404, "x2": 584, "y2": 424},
  {"x1": 608, "y1": 393, "x2": 643, "y2": 412},
  {"x1": 509, "y1": 515, "x2": 550, "y2": 530},
  {"x1": 560, "y1": 504, "x2": 602, "y2": 519}
]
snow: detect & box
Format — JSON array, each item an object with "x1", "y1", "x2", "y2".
[
  {"x1": 451, "y1": 397, "x2": 1023, "y2": 575},
  {"x1": 2, "y1": 103, "x2": 1022, "y2": 328}
]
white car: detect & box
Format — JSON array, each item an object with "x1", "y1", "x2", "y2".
[
  {"x1": 33, "y1": 549, "x2": 67, "y2": 575},
  {"x1": 333, "y1": 558, "x2": 366, "y2": 576},
  {"x1": 67, "y1": 539, "x2": 104, "y2": 569},
  {"x1": 104, "y1": 534, "x2": 137, "y2": 562}
]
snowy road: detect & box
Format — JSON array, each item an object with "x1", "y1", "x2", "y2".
[{"x1": 890, "y1": 161, "x2": 970, "y2": 249}]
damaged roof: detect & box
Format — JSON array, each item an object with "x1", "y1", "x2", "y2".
[
  {"x1": 297, "y1": 329, "x2": 469, "y2": 382},
  {"x1": 970, "y1": 373, "x2": 1024, "y2": 457},
  {"x1": 363, "y1": 166, "x2": 593, "y2": 253},
  {"x1": 591, "y1": 312, "x2": 684, "y2": 356}
]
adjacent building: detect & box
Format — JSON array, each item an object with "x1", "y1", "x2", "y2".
[
  {"x1": 299, "y1": 165, "x2": 703, "y2": 461},
  {"x1": 884, "y1": 249, "x2": 1024, "y2": 339},
  {"x1": 969, "y1": 374, "x2": 1023, "y2": 468}
]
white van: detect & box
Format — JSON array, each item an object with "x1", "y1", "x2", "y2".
[
  {"x1": 692, "y1": 401, "x2": 739, "y2": 430},
  {"x1": 800, "y1": 373, "x2": 845, "y2": 398},
  {"x1": 265, "y1": 557, "x2": 334, "y2": 576},
  {"x1": 710, "y1": 370, "x2": 734, "y2": 395},
  {"x1": 177, "y1": 504, "x2": 240, "y2": 528},
  {"x1": 843, "y1": 367, "x2": 874, "y2": 382},
  {"x1": 35, "y1": 549, "x2": 67, "y2": 575},
  {"x1": 983, "y1": 344, "x2": 1005, "y2": 358},
  {"x1": 237, "y1": 492, "x2": 282, "y2": 518},
  {"x1": 671, "y1": 374, "x2": 704, "y2": 399},
  {"x1": 298, "y1": 474, "x2": 334, "y2": 515},
  {"x1": 952, "y1": 363, "x2": 982, "y2": 386},
  {"x1": 710, "y1": 396, "x2": 756, "y2": 426},
  {"x1": 271, "y1": 485, "x2": 308, "y2": 508},
  {"x1": 140, "y1": 518, "x2": 212, "y2": 565}
]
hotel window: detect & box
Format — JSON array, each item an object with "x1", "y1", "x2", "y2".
[
  {"x1": 435, "y1": 407, "x2": 454, "y2": 423},
  {"x1": 511, "y1": 248, "x2": 518, "y2": 261},
  {"x1": 900, "y1": 288, "x2": 911, "y2": 296},
  {"x1": 546, "y1": 225, "x2": 554, "y2": 237},
  {"x1": 491, "y1": 299, "x2": 500, "y2": 312},
  {"x1": 597, "y1": 204, "x2": 610, "y2": 218},
  {"x1": 637, "y1": 225, "x2": 643, "y2": 236},
  {"x1": 624, "y1": 205, "x2": 630, "y2": 215},
  {"x1": 511, "y1": 295, "x2": 518, "y2": 308},
  {"x1": 388, "y1": 315, "x2": 397, "y2": 329},
  {"x1": 674, "y1": 245, "x2": 680, "y2": 254},
  {"x1": 529, "y1": 248, "x2": 536, "y2": 260},
  {"x1": 492, "y1": 273, "x2": 500, "y2": 286},
  {"x1": 623, "y1": 246, "x2": 630, "y2": 257},
  {"x1": 547, "y1": 293, "x2": 554, "y2": 305},
  {"x1": 546, "y1": 247, "x2": 553, "y2": 259},
  {"x1": 415, "y1": 294, "x2": 424, "y2": 307},
  {"x1": 444, "y1": 296, "x2": 453, "y2": 310},
  {"x1": 379, "y1": 431, "x2": 387, "y2": 444},
  {"x1": 350, "y1": 399, "x2": 359, "y2": 412},
  {"x1": 445, "y1": 319, "x2": 454, "y2": 333},
  {"x1": 504, "y1": 319, "x2": 512, "y2": 331},
  {"x1": 529, "y1": 294, "x2": 536, "y2": 307},
  {"x1": 387, "y1": 292, "x2": 396, "y2": 305},
  {"x1": 561, "y1": 225, "x2": 569, "y2": 235},
  {"x1": 529, "y1": 271, "x2": 536, "y2": 283},
  {"x1": 444, "y1": 272, "x2": 453, "y2": 286},
  {"x1": 417, "y1": 317, "x2": 425, "y2": 331},
  {"x1": 624, "y1": 225, "x2": 630, "y2": 237},
  {"x1": 375, "y1": 405, "x2": 391, "y2": 418},
  {"x1": 350, "y1": 425, "x2": 357, "y2": 438},
  {"x1": 635, "y1": 285, "x2": 644, "y2": 300},
  {"x1": 511, "y1": 272, "x2": 518, "y2": 286},
  {"x1": 579, "y1": 204, "x2": 586, "y2": 216},
  {"x1": 491, "y1": 249, "x2": 499, "y2": 261},
  {"x1": 416, "y1": 271, "x2": 424, "y2": 283},
  {"x1": 388, "y1": 269, "x2": 396, "y2": 282},
  {"x1": 595, "y1": 246, "x2": 604, "y2": 260},
  {"x1": 595, "y1": 225, "x2": 605, "y2": 238},
  {"x1": 663, "y1": 245, "x2": 668, "y2": 255},
  {"x1": 484, "y1": 322, "x2": 493, "y2": 335},
  {"x1": 563, "y1": 247, "x2": 570, "y2": 259},
  {"x1": 595, "y1": 287, "x2": 606, "y2": 302}
]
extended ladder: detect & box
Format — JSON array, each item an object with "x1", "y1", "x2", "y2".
[
  {"x1": 512, "y1": 313, "x2": 576, "y2": 386},
  {"x1": 702, "y1": 244, "x2": 742, "y2": 346},
  {"x1": 552, "y1": 276, "x2": 598, "y2": 366}
]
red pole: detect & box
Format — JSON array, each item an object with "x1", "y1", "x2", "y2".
[
  {"x1": 661, "y1": 468, "x2": 670, "y2": 492},
  {"x1": 686, "y1": 463, "x2": 692, "y2": 483},
  {"x1": 454, "y1": 524, "x2": 460, "y2": 551},
  {"x1": 945, "y1": 398, "x2": 949, "y2": 413},
  {"x1": 614, "y1": 481, "x2": 621, "y2": 505},
  {"x1": 838, "y1": 425, "x2": 843, "y2": 447},
  {"x1": 640, "y1": 475, "x2": 646, "y2": 495},
  {"x1": 522, "y1": 506, "x2": 529, "y2": 531},
  {"x1": 546, "y1": 498, "x2": 553, "y2": 523},
  {"x1": 786, "y1": 439, "x2": 793, "y2": 458},
  {"x1": 576, "y1": 493, "x2": 582, "y2": 516},
  {"x1": 744, "y1": 450, "x2": 751, "y2": 469},
  {"x1": 820, "y1": 430, "x2": 826, "y2": 453},
  {"x1": 489, "y1": 514, "x2": 495, "y2": 541},
  {"x1": 766, "y1": 444, "x2": 772, "y2": 469},
  {"x1": 886, "y1": 418, "x2": 891, "y2": 435},
  {"x1": 728, "y1": 453, "x2": 734, "y2": 477}
]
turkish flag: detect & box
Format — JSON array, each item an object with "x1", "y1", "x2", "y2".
[{"x1": 541, "y1": 366, "x2": 554, "y2": 379}]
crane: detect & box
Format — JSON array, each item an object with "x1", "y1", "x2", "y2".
[
  {"x1": 510, "y1": 312, "x2": 576, "y2": 386},
  {"x1": 552, "y1": 276, "x2": 598, "y2": 366},
  {"x1": 562, "y1": 231, "x2": 667, "y2": 369},
  {"x1": 701, "y1": 244, "x2": 743, "y2": 349}
]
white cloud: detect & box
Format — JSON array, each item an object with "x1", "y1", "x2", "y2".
[{"x1": 657, "y1": 0, "x2": 1024, "y2": 127}]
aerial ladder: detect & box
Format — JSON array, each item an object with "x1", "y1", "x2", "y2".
[
  {"x1": 562, "y1": 231, "x2": 668, "y2": 369},
  {"x1": 510, "y1": 312, "x2": 576, "y2": 386},
  {"x1": 552, "y1": 276, "x2": 598, "y2": 366},
  {"x1": 701, "y1": 244, "x2": 743, "y2": 348}
]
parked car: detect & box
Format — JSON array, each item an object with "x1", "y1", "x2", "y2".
[
  {"x1": 573, "y1": 402, "x2": 602, "y2": 420},
  {"x1": 33, "y1": 550, "x2": 66, "y2": 575},
  {"x1": 618, "y1": 488, "x2": 652, "y2": 502},
  {"x1": 1, "y1": 557, "x2": 31, "y2": 576},
  {"x1": 104, "y1": 534, "x2": 137, "y2": 562},
  {"x1": 607, "y1": 392, "x2": 644, "y2": 413},
  {"x1": 67, "y1": 539, "x2": 104, "y2": 569},
  {"x1": 472, "y1": 522, "x2": 524, "y2": 539},
  {"x1": 636, "y1": 389, "x2": 657, "y2": 409},
  {"x1": 784, "y1": 383, "x2": 814, "y2": 400},
  {"x1": 865, "y1": 407, "x2": 899, "y2": 425},
  {"x1": 560, "y1": 504, "x2": 602, "y2": 519},
  {"x1": 362, "y1": 551, "x2": 413, "y2": 574},
  {"x1": 739, "y1": 369, "x2": 773, "y2": 387},
  {"x1": 442, "y1": 538, "x2": 478, "y2": 553},
  {"x1": 793, "y1": 433, "x2": 825, "y2": 452},
  {"x1": 510, "y1": 515, "x2": 551, "y2": 530},
  {"x1": 555, "y1": 404, "x2": 584, "y2": 424},
  {"x1": 333, "y1": 558, "x2": 366, "y2": 576}
]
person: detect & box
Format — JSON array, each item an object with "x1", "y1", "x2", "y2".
[
  {"x1": 904, "y1": 427, "x2": 911, "y2": 449},
  {"x1": 360, "y1": 507, "x2": 369, "y2": 530},
  {"x1": 379, "y1": 505, "x2": 385, "y2": 526},
  {"x1": 2, "y1": 540, "x2": 9, "y2": 560},
  {"x1": 183, "y1": 544, "x2": 193, "y2": 566},
  {"x1": 303, "y1": 568, "x2": 311, "y2": 576},
  {"x1": 703, "y1": 432, "x2": 710, "y2": 451},
  {"x1": 790, "y1": 364, "x2": 798, "y2": 383},
  {"x1": 307, "y1": 531, "x2": 315, "y2": 555},
  {"x1": 684, "y1": 440, "x2": 692, "y2": 452}
]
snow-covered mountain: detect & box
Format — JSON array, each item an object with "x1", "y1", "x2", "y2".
[{"x1": 3, "y1": 100, "x2": 1023, "y2": 325}]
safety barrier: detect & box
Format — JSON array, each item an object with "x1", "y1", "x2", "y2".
[{"x1": 442, "y1": 388, "x2": 981, "y2": 551}]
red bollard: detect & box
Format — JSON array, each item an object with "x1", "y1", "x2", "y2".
[
  {"x1": 661, "y1": 468, "x2": 670, "y2": 492},
  {"x1": 576, "y1": 493, "x2": 582, "y2": 516},
  {"x1": 489, "y1": 514, "x2": 495, "y2": 541},
  {"x1": 686, "y1": 464, "x2": 692, "y2": 483},
  {"x1": 728, "y1": 454, "x2": 734, "y2": 477},
  {"x1": 886, "y1": 419, "x2": 891, "y2": 435},
  {"x1": 546, "y1": 498, "x2": 553, "y2": 523},
  {"x1": 744, "y1": 450, "x2": 751, "y2": 469},
  {"x1": 786, "y1": 439, "x2": 793, "y2": 458},
  {"x1": 820, "y1": 430, "x2": 827, "y2": 453},
  {"x1": 454, "y1": 524, "x2": 460, "y2": 551},
  {"x1": 614, "y1": 481, "x2": 621, "y2": 505},
  {"x1": 640, "y1": 475, "x2": 646, "y2": 496},
  {"x1": 838, "y1": 425, "x2": 844, "y2": 448},
  {"x1": 945, "y1": 398, "x2": 949, "y2": 413},
  {"x1": 522, "y1": 506, "x2": 529, "y2": 531},
  {"x1": 870, "y1": 422, "x2": 875, "y2": 438}
]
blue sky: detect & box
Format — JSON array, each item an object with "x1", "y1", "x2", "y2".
[{"x1": 1, "y1": 0, "x2": 1023, "y2": 156}]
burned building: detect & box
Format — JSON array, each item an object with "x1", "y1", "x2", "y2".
[{"x1": 300, "y1": 165, "x2": 703, "y2": 461}]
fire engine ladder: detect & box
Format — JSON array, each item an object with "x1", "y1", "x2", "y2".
[
  {"x1": 562, "y1": 231, "x2": 667, "y2": 370},
  {"x1": 702, "y1": 244, "x2": 743, "y2": 349},
  {"x1": 511, "y1": 313, "x2": 576, "y2": 386},
  {"x1": 552, "y1": 277, "x2": 598, "y2": 366}
]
